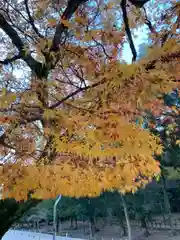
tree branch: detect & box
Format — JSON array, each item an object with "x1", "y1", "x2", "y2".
[
  {"x1": 50, "y1": 49, "x2": 180, "y2": 110},
  {"x1": 0, "y1": 113, "x2": 43, "y2": 150},
  {"x1": 143, "y1": 7, "x2": 156, "y2": 34},
  {"x1": 49, "y1": 77, "x2": 107, "y2": 109},
  {"x1": 0, "y1": 54, "x2": 21, "y2": 65},
  {"x1": 145, "y1": 50, "x2": 180, "y2": 71},
  {"x1": 0, "y1": 13, "x2": 45, "y2": 78},
  {"x1": 51, "y1": 0, "x2": 88, "y2": 51},
  {"x1": 128, "y1": 0, "x2": 150, "y2": 8},
  {"x1": 24, "y1": 0, "x2": 44, "y2": 39},
  {"x1": 121, "y1": 0, "x2": 137, "y2": 62}
]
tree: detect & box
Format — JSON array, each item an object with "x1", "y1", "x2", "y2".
[
  {"x1": 0, "y1": 0, "x2": 179, "y2": 236},
  {"x1": 57, "y1": 197, "x2": 84, "y2": 230},
  {"x1": 0, "y1": 199, "x2": 39, "y2": 239},
  {"x1": 142, "y1": 86, "x2": 180, "y2": 233},
  {"x1": 77, "y1": 197, "x2": 106, "y2": 238}
]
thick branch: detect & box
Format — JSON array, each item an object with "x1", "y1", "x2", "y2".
[
  {"x1": 128, "y1": 0, "x2": 150, "y2": 8},
  {"x1": 121, "y1": 0, "x2": 137, "y2": 62},
  {"x1": 0, "y1": 13, "x2": 45, "y2": 78},
  {"x1": 51, "y1": 0, "x2": 88, "y2": 51}
]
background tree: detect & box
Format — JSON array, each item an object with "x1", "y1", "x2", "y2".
[
  {"x1": 0, "y1": 199, "x2": 39, "y2": 239},
  {"x1": 141, "y1": 87, "x2": 180, "y2": 233}
]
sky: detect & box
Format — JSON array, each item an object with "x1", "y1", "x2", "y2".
[{"x1": 122, "y1": 25, "x2": 148, "y2": 63}]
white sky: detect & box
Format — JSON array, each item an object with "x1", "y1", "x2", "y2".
[{"x1": 122, "y1": 25, "x2": 148, "y2": 63}]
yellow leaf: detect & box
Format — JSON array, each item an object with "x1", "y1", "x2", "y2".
[
  {"x1": 83, "y1": 32, "x2": 93, "y2": 42},
  {"x1": 106, "y1": 2, "x2": 114, "y2": 9},
  {"x1": 47, "y1": 18, "x2": 57, "y2": 27},
  {"x1": 61, "y1": 19, "x2": 72, "y2": 28},
  {"x1": 75, "y1": 16, "x2": 84, "y2": 24},
  {"x1": 35, "y1": 9, "x2": 43, "y2": 19}
]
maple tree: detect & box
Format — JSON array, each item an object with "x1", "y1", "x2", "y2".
[{"x1": 0, "y1": 0, "x2": 179, "y2": 205}]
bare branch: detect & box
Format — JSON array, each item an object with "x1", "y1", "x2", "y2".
[
  {"x1": 5, "y1": 0, "x2": 29, "y2": 23},
  {"x1": 143, "y1": 7, "x2": 156, "y2": 34},
  {"x1": 0, "y1": 13, "x2": 45, "y2": 78},
  {"x1": 24, "y1": 0, "x2": 44, "y2": 39},
  {"x1": 92, "y1": 37, "x2": 111, "y2": 59}
]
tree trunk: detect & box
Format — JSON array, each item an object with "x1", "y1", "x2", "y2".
[
  {"x1": 141, "y1": 216, "x2": 150, "y2": 237},
  {"x1": 120, "y1": 194, "x2": 132, "y2": 240},
  {"x1": 74, "y1": 217, "x2": 77, "y2": 229},
  {"x1": 89, "y1": 216, "x2": 96, "y2": 238},
  {"x1": 0, "y1": 199, "x2": 40, "y2": 239},
  {"x1": 160, "y1": 204, "x2": 166, "y2": 223},
  {"x1": 70, "y1": 217, "x2": 73, "y2": 228},
  {"x1": 119, "y1": 218, "x2": 127, "y2": 236},
  {"x1": 82, "y1": 218, "x2": 86, "y2": 236},
  {"x1": 56, "y1": 215, "x2": 60, "y2": 233},
  {"x1": 107, "y1": 208, "x2": 113, "y2": 226},
  {"x1": 161, "y1": 173, "x2": 172, "y2": 228},
  {"x1": 0, "y1": 222, "x2": 14, "y2": 240}
]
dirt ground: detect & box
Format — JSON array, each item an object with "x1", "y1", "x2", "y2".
[
  {"x1": 17, "y1": 213, "x2": 180, "y2": 240},
  {"x1": 144, "y1": 232, "x2": 180, "y2": 240},
  {"x1": 31, "y1": 219, "x2": 180, "y2": 240}
]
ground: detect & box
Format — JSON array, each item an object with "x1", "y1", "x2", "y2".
[
  {"x1": 12, "y1": 217, "x2": 180, "y2": 240},
  {"x1": 2, "y1": 230, "x2": 85, "y2": 240},
  {"x1": 2, "y1": 229, "x2": 180, "y2": 240}
]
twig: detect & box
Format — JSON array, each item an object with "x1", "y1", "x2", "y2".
[
  {"x1": 24, "y1": 0, "x2": 44, "y2": 39},
  {"x1": 49, "y1": 77, "x2": 107, "y2": 109},
  {"x1": 143, "y1": 7, "x2": 156, "y2": 33}
]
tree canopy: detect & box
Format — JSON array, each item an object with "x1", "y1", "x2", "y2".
[{"x1": 0, "y1": 0, "x2": 179, "y2": 200}]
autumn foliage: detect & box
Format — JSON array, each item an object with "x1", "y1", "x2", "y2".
[{"x1": 0, "y1": 0, "x2": 179, "y2": 200}]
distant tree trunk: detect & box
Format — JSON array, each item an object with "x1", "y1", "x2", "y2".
[
  {"x1": 82, "y1": 218, "x2": 86, "y2": 236},
  {"x1": 107, "y1": 208, "x2": 113, "y2": 226},
  {"x1": 56, "y1": 215, "x2": 60, "y2": 233},
  {"x1": 74, "y1": 217, "x2": 78, "y2": 229},
  {"x1": 119, "y1": 218, "x2": 127, "y2": 236},
  {"x1": 0, "y1": 199, "x2": 39, "y2": 240},
  {"x1": 120, "y1": 194, "x2": 132, "y2": 240},
  {"x1": 140, "y1": 216, "x2": 150, "y2": 237},
  {"x1": 46, "y1": 219, "x2": 49, "y2": 227},
  {"x1": 89, "y1": 216, "x2": 96, "y2": 238},
  {"x1": 161, "y1": 173, "x2": 172, "y2": 228},
  {"x1": 70, "y1": 217, "x2": 73, "y2": 228},
  {"x1": 160, "y1": 204, "x2": 166, "y2": 223}
]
